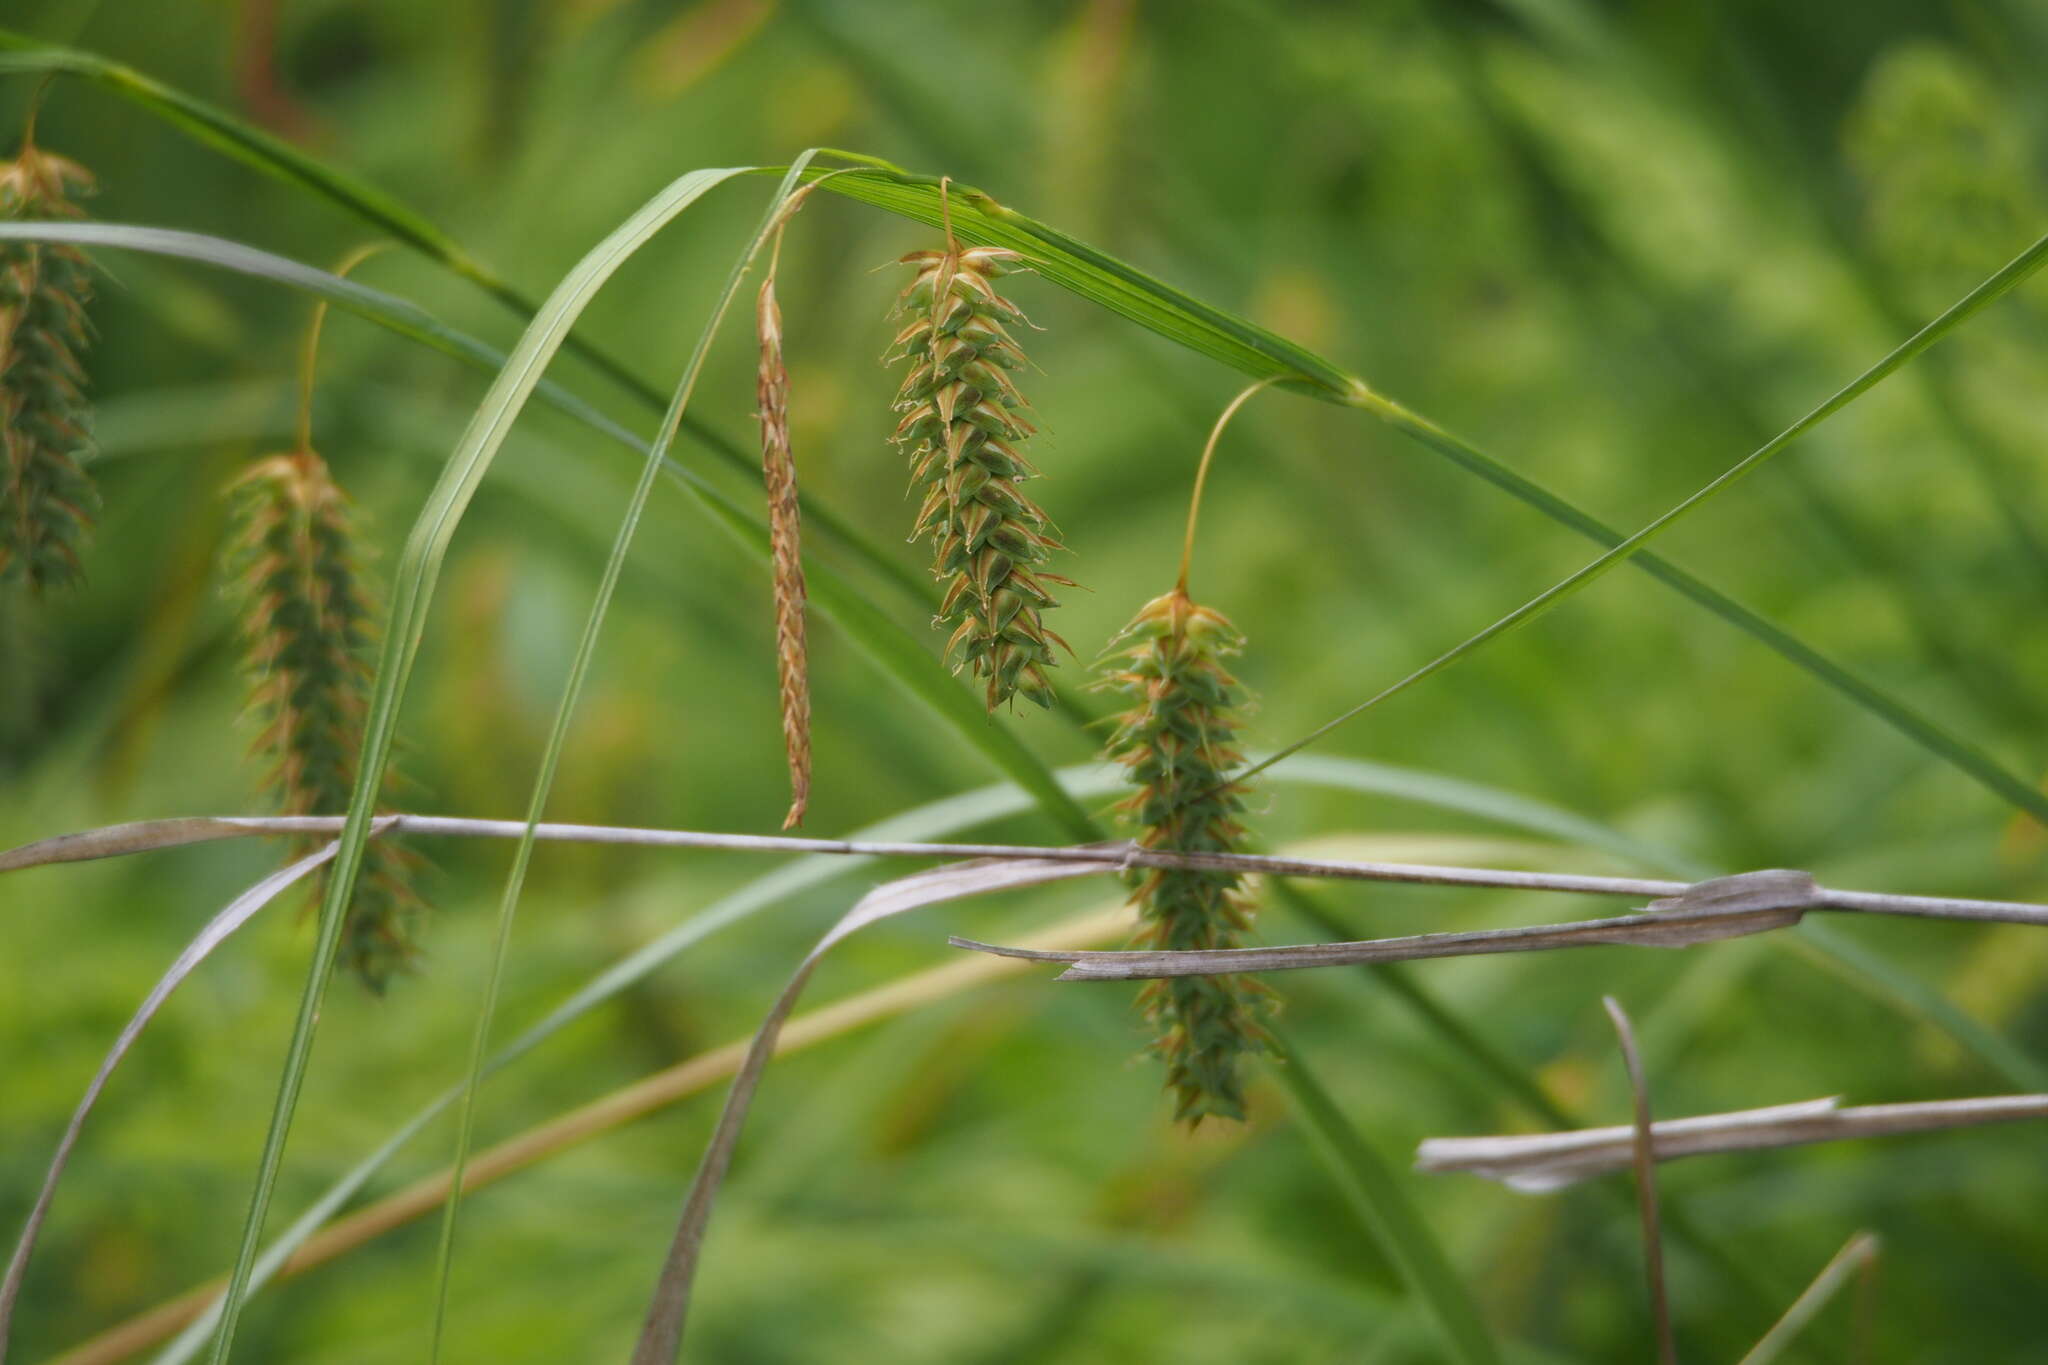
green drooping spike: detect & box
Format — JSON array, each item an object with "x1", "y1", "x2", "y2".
[
  {"x1": 224, "y1": 451, "x2": 420, "y2": 991},
  {"x1": 0, "y1": 138, "x2": 97, "y2": 591},
  {"x1": 889, "y1": 241, "x2": 1073, "y2": 711},
  {"x1": 1099, "y1": 589, "x2": 1273, "y2": 1124}
]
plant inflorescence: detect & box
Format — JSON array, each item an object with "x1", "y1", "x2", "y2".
[
  {"x1": 223, "y1": 450, "x2": 418, "y2": 991},
  {"x1": 1098, "y1": 588, "x2": 1272, "y2": 1123},
  {"x1": 888, "y1": 211, "x2": 1072, "y2": 712},
  {"x1": 0, "y1": 130, "x2": 97, "y2": 592},
  {"x1": 757, "y1": 229, "x2": 810, "y2": 829}
]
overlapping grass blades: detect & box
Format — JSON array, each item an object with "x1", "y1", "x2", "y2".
[
  {"x1": 0, "y1": 220, "x2": 1106, "y2": 839},
  {"x1": 421, "y1": 152, "x2": 822, "y2": 1358},
  {"x1": 203, "y1": 164, "x2": 762, "y2": 1362},
  {"x1": 77, "y1": 757, "x2": 1527, "y2": 1363},
  {"x1": 0, "y1": 34, "x2": 929, "y2": 608}
]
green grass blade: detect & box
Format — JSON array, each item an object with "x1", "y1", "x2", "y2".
[
  {"x1": 1791, "y1": 922, "x2": 2048, "y2": 1092},
  {"x1": 421, "y1": 151, "x2": 821, "y2": 1359},
  {"x1": 203, "y1": 164, "x2": 758, "y2": 1363},
  {"x1": 0, "y1": 32, "x2": 644, "y2": 410},
  {"x1": 0, "y1": 39, "x2": 476, "y2": 274},
  {"x1": 804, "y1": 153, "x2": 1357, "y2": 394},
  {"x1": 1237, "y1": 230, "x2": 2048, "y2": 783},
  {"x1": 1348, "y1": 393, "x2": 2048, "y2": 823},
  {"x1": 1268, "y1": 1031, "x2": 1503, "y2": 1365}
]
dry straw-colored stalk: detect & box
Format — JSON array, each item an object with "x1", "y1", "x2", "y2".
[
  {"x1": 222, "y1": 449, "x2": 417, "y2": 990},
  {"x1": 0, "y1": 120, "x2": 98, "y2": 592},
  {"x1": 889, "y1": 183, "x2": 1072, "y2": 711},
  {"x1": 756, "y1": 222, "x2": 809, "y2": 828}
]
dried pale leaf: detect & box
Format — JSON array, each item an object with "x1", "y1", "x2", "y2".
[
  {"x1": 1416, "y1": 1093, "x2": 2048, "y2": 1191},
  {"x1": 0, "y1": 817, "x2": 261, "y2": 872},
  {"x1": 0, "y1": 838, "x2": 350, "y2": 1357},
  {"x1": 631, "y1": 854, "x2": 1110, "y2": 1363},
  {"x1": 953, "y1": 893, "x2": 1809, "y2": 981}
]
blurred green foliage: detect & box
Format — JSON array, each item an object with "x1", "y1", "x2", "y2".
[{"x1": 4, "y1": 0, "x2": 2048, "y2": 1360}]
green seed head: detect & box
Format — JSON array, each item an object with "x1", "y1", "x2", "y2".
[
  {"x1": 224, "y1": 451, "x2": 420, "y2": 991},
  {"x1": 1099, "y1": 590, "x2": 1273, "y2": 1124},
  {"x1": 0, "y1": 142, "x2": 98, "y2": 592},
  {"x1": 891, "y1": 243, "x2": 1072, "y2": 712}
]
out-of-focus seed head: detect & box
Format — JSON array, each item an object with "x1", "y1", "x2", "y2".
[{"x1": 0, "y1": 140, "x2": 98, "y2": 592}]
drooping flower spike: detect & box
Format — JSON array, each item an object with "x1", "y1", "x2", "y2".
[
  {"x1": 888, "y1": 180, "x2": 1073, "y2": 711},
  {"x1": 223, "y1": 450, "x2": 419, "y2": 990},
  {"x1": 1098, "y1": 588, "x2": 1272, "y2": 1123},
  {"x1": 1098, "y1": 379, "x2": 1281, "y2": 1124},
  {"x1": 0, "y1": 124, "x2": 98, "y2": 592},
  {"x1": 222, "y1": 244, "x2": 418, "y2": 991}
]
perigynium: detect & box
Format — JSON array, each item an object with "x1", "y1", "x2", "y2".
[
  {"x1": 888, "y1": 212, "x2": 1072, "y2": 711},
  {"x1": 1099, "y1": 588, "x2": 1272, "y2": 1123},
  {"x1": 224, "y1": 450, "x2": 418, "y2": 991},
  {"x1": 0, "y1": 133, "x2": 97, "y2": 592}
]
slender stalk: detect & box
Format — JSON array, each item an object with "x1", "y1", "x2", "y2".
[
  {"x1": 1176, "y1": 378, "x2": 1276, "y2": 594},
  {"x1": 294, "y1": 242, "x2": 392, "y2": 452},
  {"x1": 1736, "y1": 1233, "x2": 1882, "y2": 1365},
  {"x1": 1604, "y1": 998, "x2": 1676, "y2": 1365}
]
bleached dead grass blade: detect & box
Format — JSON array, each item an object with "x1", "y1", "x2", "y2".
[
  {"x1": 0, "y1": 817, "x2": 259, "y2": 871},
  {"x1": 955, "y1": 873, "x2": 1820, "y2": 979},
  {"x1": 1416, "y1": 1094, "x2": 2048, "y2": 1190},
  {"x1": 629, "y1": 855, "x2": 1112, "y2": 1364},
  {"x1": 0, "y1": 831, "x2": 379, "y2": 1361}
]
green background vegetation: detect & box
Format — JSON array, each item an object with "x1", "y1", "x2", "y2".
[{"x1": 5, "y1": 0, "x2": 2048, "y2": 1360}]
